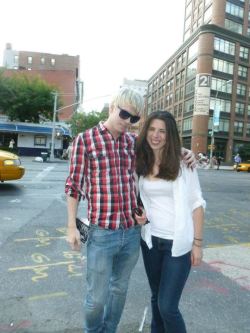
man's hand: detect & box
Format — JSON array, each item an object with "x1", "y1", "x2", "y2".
[
  {"x1": 67, "y1": 226, "x2": 81, "y2": 251},
  {"x1": 181, "y1": 148, "x2": 196, "y2": 169},
  {"x1": 132, "y1": 207, "x2": 148, "y2": 225}
]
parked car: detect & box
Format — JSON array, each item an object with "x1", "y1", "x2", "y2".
[
  {"x1": 0, "y1": 150, "x2": 25, "y2": 182},
  {"x1": 236, "y1": 160, "x2": 250, "y2": 172}
]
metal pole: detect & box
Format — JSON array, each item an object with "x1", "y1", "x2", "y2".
[
  {"x1": 209, "y1": 89, "x2": 218, "y2": 168},
  {"x1": 50, "y1": 92, "x2": 58, "y2": 160},
  {"x1": 209, "y1": 80, "x2": 232, "y2": 168}
]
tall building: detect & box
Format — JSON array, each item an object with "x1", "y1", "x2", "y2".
[
  {"x1": 120, "y1": 78, "x2": 148, "y2": 96},
  {"x1": 2, "y1": 43, "x2": 83, "y2": 121},
  {"x1": 146, "y1": 0, "x2": 250, "y2": 162}
]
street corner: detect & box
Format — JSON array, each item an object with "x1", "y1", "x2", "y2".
[{"x1": 203, "y1": 243, "x2": 250, "y2": 291}]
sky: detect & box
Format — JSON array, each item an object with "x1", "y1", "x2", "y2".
[{"x1": 0, "y1": 0, "x2": 185, "y2": 112}]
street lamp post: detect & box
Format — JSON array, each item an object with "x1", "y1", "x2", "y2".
[
  {"x1": 50, "y1": 92, "x2": 58, "y2": 160},
  {"x1": 50, "y1": 92, "x2": 80, "y2": 161},
  {"x1": 209, "y1": 79, "x2": 232, "y2": 168}
]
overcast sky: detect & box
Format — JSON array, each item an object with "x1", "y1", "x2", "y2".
[{"x1": 0, "y1": 0, "x2": 185, "y2": 111}]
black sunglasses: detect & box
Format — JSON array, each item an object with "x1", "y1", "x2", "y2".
[{"x1": 118, "y1": 106, "x2": 140, "y2": 124}]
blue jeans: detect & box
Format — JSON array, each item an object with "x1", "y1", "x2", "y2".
[
  {"x1": 84, "y1": 225, "x2": 141, "y2": 333},
  {"x1": 141, "y1": 236, "x2": 191, "y2": 333}
]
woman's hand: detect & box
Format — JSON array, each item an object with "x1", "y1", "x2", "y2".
[
  {"x1": 67, "y1": 226, "x2": 81, "y2": 251},
  {"x1": 191, "y1": 244, "x2": 203, "y2": 266},
  {"x1": 181, "y1": 148, "x2": 196, "y2": 169}
]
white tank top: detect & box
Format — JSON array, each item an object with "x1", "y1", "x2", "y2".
[{"x1": 142, "y1": 178, "x2": 175, "y2": 239}]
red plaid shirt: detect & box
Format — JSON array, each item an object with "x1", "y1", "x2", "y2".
[{"x1": 65, "y1": 122, "x2": 138, "y2": 229}]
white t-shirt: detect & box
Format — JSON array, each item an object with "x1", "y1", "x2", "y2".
[{"x1": 142, "y1": 178, "x2": 175, "y2": 239}]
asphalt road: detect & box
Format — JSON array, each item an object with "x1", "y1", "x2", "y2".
[{"x1": 0, "y1": 157, "x2": 249, "y2": 333}]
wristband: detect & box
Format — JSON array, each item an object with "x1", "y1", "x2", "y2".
[
  {"x1": 194, "y1": 237, "x2": 203, "y2": 241},
  {"x1": 193, "y1": 242, "x2": 202, "y2": 248}
]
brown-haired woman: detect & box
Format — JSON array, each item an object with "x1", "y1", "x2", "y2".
[{"x1": 136, "y1": 111, "x2": 205, "y2": 333}]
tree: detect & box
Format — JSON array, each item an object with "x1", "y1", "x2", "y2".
[
  {"x1": 0, "y1": 71, "x2": 61, "y2": 123},
  {"x1": 67, "y1": 110, "x2": 108, "y2": 136}
]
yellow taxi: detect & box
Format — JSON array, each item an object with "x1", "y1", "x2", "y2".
[
  {"x1": 0, "y1": 149, "x2": 25, "y2": 182},
  {"x1": 236, "y1": 160, "x2": 250, "y2": 172}
]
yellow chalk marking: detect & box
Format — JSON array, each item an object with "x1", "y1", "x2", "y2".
[
  {"x1": 8, "y1": 261, "x2": 74, "y2": 271},
  {"x1": 29, "y1": 292, "x2": 68, "y2": 301},
  {"x1": 14, "y1": 236, "x2": 66, "y2": 242},
  {"x1": 206, "y1": 242, "x2": 250, "y2": 248}
]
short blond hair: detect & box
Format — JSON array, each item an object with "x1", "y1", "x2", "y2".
[{"x1": 110, "y1": 87, "x2": 144, "y2": 115}]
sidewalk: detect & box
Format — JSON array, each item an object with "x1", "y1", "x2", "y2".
[
  {"x1": 20, "y1": 155, "x2": 68, "y2": 164},
  {"x1": 197, "y1": 164, "x2": 234, "y2": 171}
]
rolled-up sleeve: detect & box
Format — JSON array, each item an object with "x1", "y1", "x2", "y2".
[
  {"x1": 65, "y1": 134, "x2": 85, "y2": 201},
  {"x1": 187, "y1": 168, "x2": 206, "y2": 211}
]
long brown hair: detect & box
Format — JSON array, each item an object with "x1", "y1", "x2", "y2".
[{"x1": 136, "y1": 111, "x2": 181, "y2": 181}]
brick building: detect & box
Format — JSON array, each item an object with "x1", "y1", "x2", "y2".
[
  {"x1": 2, "y1": 43, "x2": 83, "y2": 121},
  {"x1": 146, "y1": 0, "x2": 250, "y2": 162}
]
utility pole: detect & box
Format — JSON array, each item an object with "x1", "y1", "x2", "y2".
[{"x1": 50, "y1": 92, "x2": 58, "y2": 161}]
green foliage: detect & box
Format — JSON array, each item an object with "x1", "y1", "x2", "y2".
[
  {"x1": 68, "y1": 110, "x2": 108, "y2": 136},
  {"x1": 0, "y1": 71, "x2": 61, "y2": 123}
]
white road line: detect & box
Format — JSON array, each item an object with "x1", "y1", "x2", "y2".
[
  {"x1": 32, "y1": 166, "x2": 55, "y2": 182},
  {"x1": 139, "y1": 306, "x2": 148, "y2": 332},
  {"x1": 203, "y1": 244, "x2": 250, "y2": 291}
]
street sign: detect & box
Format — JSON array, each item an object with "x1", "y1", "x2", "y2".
[
  {"x1": 208, "y1": 144, "x2": 216, "y2": 150},
  {"x1": 194, "y1": 73, "x2": 211, "y2": 116}
]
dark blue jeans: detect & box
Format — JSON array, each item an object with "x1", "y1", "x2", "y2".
[{"x1": 141, "y1": 236, "x2": 191, "y2": 333}]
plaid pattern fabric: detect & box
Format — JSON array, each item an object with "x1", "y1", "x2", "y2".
[{"x1": 65, "y1": 122, "x2": 138, "y2": 230}]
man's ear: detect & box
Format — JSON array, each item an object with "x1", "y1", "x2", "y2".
[{"x1": 109, "y1": 104, "x2": 115, "y2": 115}]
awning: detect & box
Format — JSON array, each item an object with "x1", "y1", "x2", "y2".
[{"x1": 0, "y1": 122, "x2": 70, "y2": 136}]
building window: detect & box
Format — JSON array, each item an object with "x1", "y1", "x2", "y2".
[
  {"x1": 204, "y1": 5, "x2": 212, "y2": 23},
  {"x1": 238, "y1": 65, "x2": 248, "y2": 78},
  {"x1": 188, "y1": 40, "x2": 198, "y2": 60},
  {"x1": 210, "y1": 97, "x2": 231, "y2": 113},
  {"x1": 225, "y1": 19, "x2": 243, "y2": 34},
  {"x1": 236, "y1": 83, "x2": 246, "y2": 96},
  {"x1": 234, "y1": 121, "x2": 244, "y2": 135},
  {"x1": 51, "y1": 58, "x2": 56, "y2": 66},
  {"x1": 246, "y1": 123, "x2": 250, "y2": 136},
  {"x1": 214, "y1": 37, "x2": 235, "y2": 55},
  {"x1": 185, "y1": 15, "x2": 192, "y2": 31},
  {"x1": 208, "y1": 118, "x2": 229, "y2": 132},
  {"x1": 165, "y1": 93, "x2": 173, "y2": 107},
  {"x1": 235, "y1": 102, "x2": 245, "y2": 115},
  {"x1": 14, "y1": 55, "x2": 19, "y2": 65},
  {"x1": 184, "y1": 29, "x2": 191, "y2": 41},
  {"x1": 40, "y1": 57, "x2": 45, "y2": 65},
  {"x1": 226, "y1": 2, "x2": 244, "y2": 18},
  {"x1": 183, "y1": 117, "x2": 193, "y2": 131},
  {"x1": 185, "y1": 79, "x2": 196, "y2": 96},
  {"x1": 178, "y1": 103, "x2": 183, "y2": 117},
  {"x1": 184, "y1": 98, "x2": 194, "y2": 113},
  {"x1": 213, "y1": 58, "x2": 234, "y2": 74},
  {"x1": 34, "y1": 135, "x2": 47, "y2": 146},
  {"x1": 166, "y1": 79, "x2": 174, "y2": 92},
  {"x1": 186, "y1": 59, "x2": 197, "y2": 80},
  {"x1": 219, "y1": 119, "x2": 230, "y2": 132},
  {"x1": 239, "y1": 46, "x2": 249, "y2": 60},
  {"x1": 27, "y1": 56, "x2": 32, "y2": 64},
  {"x1": 211, "y1": 78, "x2": 232, "y2": 94},
  {"x1": 186, "y1": 1, "x2": 192, "y2": 18}
]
